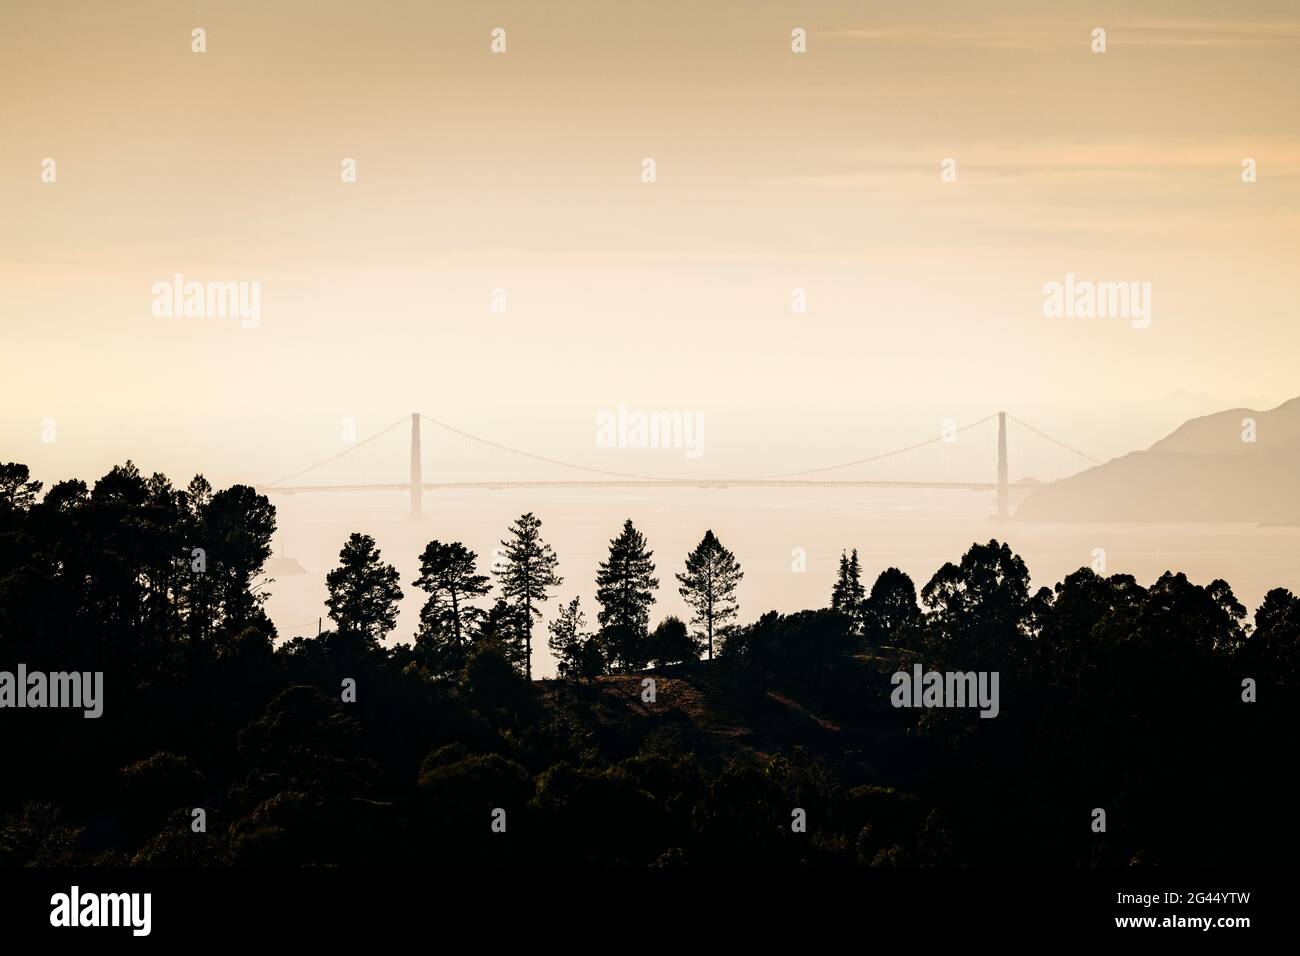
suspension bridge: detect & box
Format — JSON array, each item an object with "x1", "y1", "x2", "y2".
[{"x1": 256, "y1": 412, "x2": 1101, "y2": 520}]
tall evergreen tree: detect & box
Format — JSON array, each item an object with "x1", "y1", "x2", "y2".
[
  {"x1": 676, "y1": 529, "x2": 743, "y2": 660},
  {"x1": 595, "y1": 519, "x2": 659, "y2": 671},
  {"x1": 494, "y1": 512, "x2": 562, "y2": 679},
  {"x1": 412, "y1": 540, "x2": 491, "y2": 672},
  {"x1": 831, "y1": 548, "x2": 866, "y2": 634},
  {"x1": 325, "y1": 532, "x2": 403, "y2": 646}
]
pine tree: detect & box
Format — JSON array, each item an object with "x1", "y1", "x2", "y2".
[
  {"x1": 831, "y1": 551, "x2": 851, "y2": 609},
  {"x1": 494, "y1": 512, "x2": 562, "y2": 679},
  {"x1": 595, "y1": 519, "x2": 659, "y2": 671},
  {"x1": 831, "y1": 548, "x2": 866, "y2": 634},
  {"x1": 675, "y1": 529, "x2": 743, "y2": 660},
  {"x1": 548, "y1": 596, "x2": 602, "y2": 679},
  {"x1": 0, "y1": 462, "x2": 43, "y2": 511},
  {"x1": 412, "y1": 540, "x2": 491, "y2": 672},
  {"x1": 325, "y1": 532, "x2": 403, "y2": 645}
]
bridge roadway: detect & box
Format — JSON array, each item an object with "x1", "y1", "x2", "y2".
[{"x1": 259, "y1": 478, "x2": 1042, "y2": 494}]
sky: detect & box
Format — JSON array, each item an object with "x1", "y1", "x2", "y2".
[{"x1": 2, "y1": 0, "x2": 1299, "y2": 491}]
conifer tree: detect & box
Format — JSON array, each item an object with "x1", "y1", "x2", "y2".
[
  {"x1": 595, "y1": 519, "x2": 659, "y2": 671},
  {"x1": 494, "y1": 512, "x2": 562, "y2": 679},
  {"x1": 831, "y1": 548, "x2": 866, "y2": 634},
  {"x1": 325, "y1": 532, "x2": 403, "y2": 645},
  {"x1": 548, "y1": 595, "x2": 602, "y2": 678},
  {"x1": 412, "y1": 540, "x2": 491, "y2": 671},
  {"x1": 676, "y1": 529, "x2": 743, "y2": 660}
]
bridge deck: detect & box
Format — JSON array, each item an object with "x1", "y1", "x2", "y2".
[{"x1": 259, "y1": 479, "x2": 1035, "y2": 493}]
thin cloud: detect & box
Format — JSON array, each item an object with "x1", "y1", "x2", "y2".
[{"x1": 829, "y1": 18, "x2": 1300, "y2": 51}]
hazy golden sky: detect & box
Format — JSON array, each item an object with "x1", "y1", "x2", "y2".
[{"x1": 3, "y1": 0, "x2": 1298, "y2": 488}]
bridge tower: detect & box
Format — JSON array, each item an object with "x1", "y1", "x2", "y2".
[
  {"x1": 996, "y1": 411, "x2": 1009, "y2": 520},
  {"x1": 409, "y1": 412, "x2": 423, "y2": 521}
]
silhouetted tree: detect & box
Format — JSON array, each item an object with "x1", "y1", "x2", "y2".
[
  {"x1": 831, "y1": 549, "x2": 866, "y2": 634},
  {"x1": 920, "y1": 540, "x2": 1030, "y2": 668},
  {"x1": 1032, "y1": 567, "x2": 1118, "y2": 680},
  {"x1": 459, "y1": 638, "x2": 537, "y2": 733},
  {"x1": 1206, "y1": 578, "x2": 1249, "y2": 654},
  {"x1": 495, "y1": 513, "x2": 562, "y2": 680},
  {"x1": 0, "y1": 463, "x2": 42, "y2": 513},
  {"x1": 595, "y1": 519, "x2": 659, "y2": 671},
  {"x1": 548, "y1": 596, "x2": 602, "y2": 679},
  {"x1": 202, "y1": 484, "x2": 276, "y2": 633},
  {"x1": 647, "y1": 615, "x2": 700, "y2": 666},
  {"x1": 676, "y1": 530, "x2": 743, "y2": 660},
  {"x1": 865, "y1": 567, "x2": 920, "y2": 644},
  {"x1": 412, "y1": 540, "x2": 491, "y2": 673},
  {"x1": 1248, "y1": 587, "x2": 1300, "y2": 689},
  {"x1": 1131, "y1": 571, "x2": 1249, "y2": 662},
  {"x1": 477, "y1": 597, "x2": 527, "y2": 672},
  {"x1": 325, "y1": 533, "x2": 403, "y2": 646}
]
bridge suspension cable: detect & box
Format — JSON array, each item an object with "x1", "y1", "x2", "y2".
[
  {"x1": 421, "y1": 412, "x2": 1009, "y2": 482},
  {"x1": 747, "y1": 414, "x2": 1000, "y2": 480},
  {"x1": 420, "y1": 414, "x2": 680, "y2": 481},
  {"x1": 264, "y1": 411, "x2": 1101, "y2": 491},
  {"x1": 267, "y1": 415, "x2": 410, "y2": 487},
  {"x1": 1007, "y1": 415, "x2": 1102, "y2": 465}
]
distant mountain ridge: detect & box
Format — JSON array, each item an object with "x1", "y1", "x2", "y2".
[{"x1": 1015, "y1": 397, "x2": 1300, "y2": 523}]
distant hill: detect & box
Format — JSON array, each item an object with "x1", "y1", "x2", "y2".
[{"x1": 1015, "y1": 397, "x2": 1300, "y2": 523}]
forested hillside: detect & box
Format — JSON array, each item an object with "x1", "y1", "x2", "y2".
[{"x1": 2, "y1": 461, "x2": 1296, "y2": 866}]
